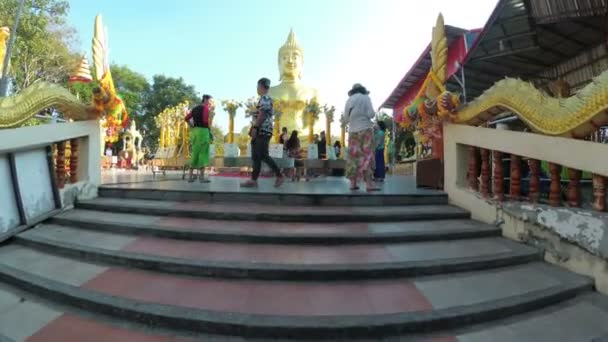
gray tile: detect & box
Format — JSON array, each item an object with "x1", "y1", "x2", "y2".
[
  {"x1": 0, "y1": 246, "x2": 107, "y2": 286},
  {"x1": 387, "y1": 238, "x2": 512, "y2": 262},
  {"x1": 0, "y1": 289, "x2": 61, "y2": 341},
  {"x1": 102, "y1": 173, "x2": 443, "y2": 196},
  {"x1": 458, "y1": 301, "x2": 608, "y2": 342},
  {"x1": 415, "y1": 263, "x2": 563, "y2": 309},
  {"x1": 22, "y1": 225, "x2": 136, "y2": 251}
]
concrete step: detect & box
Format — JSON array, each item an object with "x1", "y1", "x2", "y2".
[
  {"x1": 51, "y1": 209, "x2": 501, "y2": 244},
  {"x1": 445, "y1": 293, "x2": 608, "y2": 342},
  {"x1": 1, "y1": 274, "x2": 606, "y2": 341},
  {"x1": 98, "y1": 177, "x2": 448, "y2": 207},
  {"x1": 17, "y1": 225, "x2": 540, "y2": 280},
  {"x1": 76, "y1": 198, "x2": 470, "y2": 223},
  {"x1": 0, "y1": 245, "x2": 592, "y2": 339}
]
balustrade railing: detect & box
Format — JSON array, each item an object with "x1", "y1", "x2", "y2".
[{"x1": 444, "y1": 124, "x2": 608, "y2": 213}]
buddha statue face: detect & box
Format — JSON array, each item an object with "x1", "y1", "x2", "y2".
[
  {"x1": 279, "y1": 49, "x2": 302, "y2": 81},
  {"x1": 278, "y1": 29, "x2": 303, "y2": 82}
]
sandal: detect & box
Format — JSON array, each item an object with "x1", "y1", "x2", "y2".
[
  {"x1": 350, "y1": 186, "x2": 360, "y2": 191},
  {"x1": 274, "y1": 176, "x2": 285, "y2": 188},
  {"x1": 366, "y1": 187, "x2": 381, "y2": 192}
]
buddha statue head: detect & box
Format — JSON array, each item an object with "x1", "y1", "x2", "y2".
[{"x1": 278, "y1": 29, "x2": 303, "y2": 82}]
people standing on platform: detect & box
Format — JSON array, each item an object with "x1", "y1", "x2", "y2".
[
  {"x1": 279, "y1": 127, "x2": 289, "y2": 145},
  {"x1": 318, "y1": 131, "x2": 327, "y2": 159},
  {"x1": 334, "y1": 141, "x2": 342, "y2": 158},
  {"x1": 374, "y1": 121, "x2": 387, "y2": 182},
  {"x1": 241, "y1": 78, "x2": 285, "y2": 188},
  {"x1": 285, "y1": 130, "x2": 303, "y2": 181},
  {"x1": 185, "y1": 94, "x2": 214, "y2": 183},
  {"x1": 342, "y1": 83, "x2": 380, "y2": 192}
]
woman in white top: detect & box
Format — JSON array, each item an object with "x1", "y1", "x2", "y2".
[{"x1": 341, "y1": 83, "x2": 380, "y2": 192}]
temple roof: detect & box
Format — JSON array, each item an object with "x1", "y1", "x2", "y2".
[
  {"x1": 380, "y1": 25, "x2": 470, "y2": 110},
  {"x1": 460, "y1": 0, "x2": 607, "y2": 101},
  {"x1": 381, "y1": 0, "x2": 608, "y2": 108}
]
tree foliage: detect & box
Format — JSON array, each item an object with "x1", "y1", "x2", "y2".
[
  {"x1": 142, "y1": 75, "x2": 199, "y2": 150},
  {"x1": 0, "y1": 0, "x2": 79, "y2": 91}
]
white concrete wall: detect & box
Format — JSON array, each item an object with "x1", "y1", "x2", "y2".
[{"x1": 0, "y1": 120, "x2": 101, "y2": 241}]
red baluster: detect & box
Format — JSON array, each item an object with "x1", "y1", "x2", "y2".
[
  {"x1": 479, "y1": 148, "x2": 490, "y2": 198},
  {"x1": 528, "y1": 159, "x2": 540, "y2": 203},
  {"x1": 493, "y1": 151, "x2": 504, "y2": 201},
  {"x1": 468, "y1": 146, "x2": 479, "y2": 191},
  {"x1": 592, "y1": 174, "x2": 606, "y2": 211},
  {"x1": 548, "y1": 163, "x2": 562, "y2": 207},
  {"x1": 567, "y1": 168, "x2": 582, "y2": 207},
  {"x1": 56, "y1": 141, "x2": 66, "y2": 189},
  {"x1": 69, "y1": 139, "x2": 79, "y2": 184},
  {"x1": 510, "y1": 154, "x2": 521, "y2": 200}
]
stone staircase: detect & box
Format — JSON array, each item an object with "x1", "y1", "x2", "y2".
[{"x1": 1, "y1": 183, "x2": 608, "y2": 341}]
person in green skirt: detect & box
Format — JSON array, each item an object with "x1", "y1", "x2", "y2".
[{"x1": 185, "y1": 95, "x2": 214, "y2": 183}]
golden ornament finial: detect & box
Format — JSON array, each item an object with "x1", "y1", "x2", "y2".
[{"x1": 279, "y1": 28, "x2": 303, "y2": 56}]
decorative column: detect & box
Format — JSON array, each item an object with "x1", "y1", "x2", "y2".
[
  {"x1": 479, "y1": 148, "x2": 490, "y2": 198},
  {"x1": 69, "y1": 138, "x2": 79, "y2": 184},
  {"x1": 509, "y1": 155, "x2": 521, "y2": 200},
  {"x1": 493, "y1": 151, "x2": 504, "y2": 201},
  {"x1": 592, "y1": 174, "x2": 606, "y2": 211},
  {"x1": 56, "y1": 141, "x2": 66, "y2": 189},
  {"x1": 567, "y1": 168, "x2": 582, "y2": 207},
  {"x1": 528, "y1": 159, "x2": 541, "y2": 203},
  {"x1": 308, "y1": 111, "x2": 314, "y2": 144},
  {"x1": 548, "y1": 163, "x2": 562, "y2": 207},
  {"x1": 467, "y1": 146, "x2": 479, "y2": 191}
]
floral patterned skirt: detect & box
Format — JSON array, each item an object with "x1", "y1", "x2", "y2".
[{"x1": 345, "y1": 128, "x2": 374, "y2": 181}]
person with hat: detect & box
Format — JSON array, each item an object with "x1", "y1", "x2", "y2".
[{"x1": 341, "y1": 83, "x2": 380, "y2": 192}]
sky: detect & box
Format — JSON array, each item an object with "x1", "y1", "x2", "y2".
[{"x1": 66, "y1": 0, "x2": 498, "y2": 134}]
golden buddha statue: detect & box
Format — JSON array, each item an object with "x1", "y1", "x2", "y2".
[{"x1": 269, "y1": 29, "x2": 319, "y2": 132}]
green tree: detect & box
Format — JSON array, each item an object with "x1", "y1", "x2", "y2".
[
  {"x1": 210, "y1": 124, "x2": 225, "y2": 156},
  {"x1": 143, "y1": 75, "x2": 198, "y2": 150},
  {"x1": 111, "y1": 64, "x2": 150, "y2": 117},
  {"x1": 0, "y1": 0, "x2": 79, "y2": 91}
]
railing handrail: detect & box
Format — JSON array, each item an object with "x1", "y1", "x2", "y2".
[
  {"x1": 445, "y1": 124, "x2": 608, "y2": 177},
  {"x1": 0, "y1": 120, "x2": 99, "y2": 154}
]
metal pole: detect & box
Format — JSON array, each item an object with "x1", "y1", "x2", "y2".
[{"x1": 0, "y1": 0, "x2": 27, "y2": 97}]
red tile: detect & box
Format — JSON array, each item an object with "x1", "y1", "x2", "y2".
[
  {"x1": 122, "y1": 237, "x2": 393, "y2": 264},
  {"x1": 158, "y1": 217, "x2": 370, "y2": 235},
  {"x1": 83, "y1": 268, "x2": 430, "y2": 316},
  {"x1": 366, "y1": 281, "x2": 433, "y2": 314},
  {"x1": 420, "y1": 337, "x2": 458, "y2": 342},
  {"x1": 27, "y1": 314, "x2": 189, "y2": 342}
]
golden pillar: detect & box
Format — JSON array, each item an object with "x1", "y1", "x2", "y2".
[
  {"x1": 228, "y1": 115, "x2": 235, "y2": 144},
  {"x1": 308, "y1": 112, "x2": 314, "y2": 144}
]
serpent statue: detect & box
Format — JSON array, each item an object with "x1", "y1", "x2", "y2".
[{"x1": 455, "y1": 70, "x2": 608, "y2": 138}]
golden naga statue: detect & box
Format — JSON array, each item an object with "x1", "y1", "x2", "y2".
[
  {"x1": 91, "y1": 15, "x2": 129, "y2": 143},
  {"x1": 0, "y1": 26, "x2": 9, "y2": 76},
  {"x1": 455, "y1": 70, "x2": 608, "y2": 139},
  {"x1": 0, "y1": 23, "x2": 98, "y2": 128},
  {"x1": 269, "y1": 29, "x2": 319, "y2": 132}
]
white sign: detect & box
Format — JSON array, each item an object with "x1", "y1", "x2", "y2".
[
  {"x1": 224, "y1": 143, "x2": 239, "y2": 158},
  {"x1": 307, "y1": 144, "x2": 318, "y2": 159},
  {"x1": 269, "y1": 144, "x2": 284, "y2": 158},
  {"x1": 327, "y1": 145, "x2": 336, "y2": 160}
]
